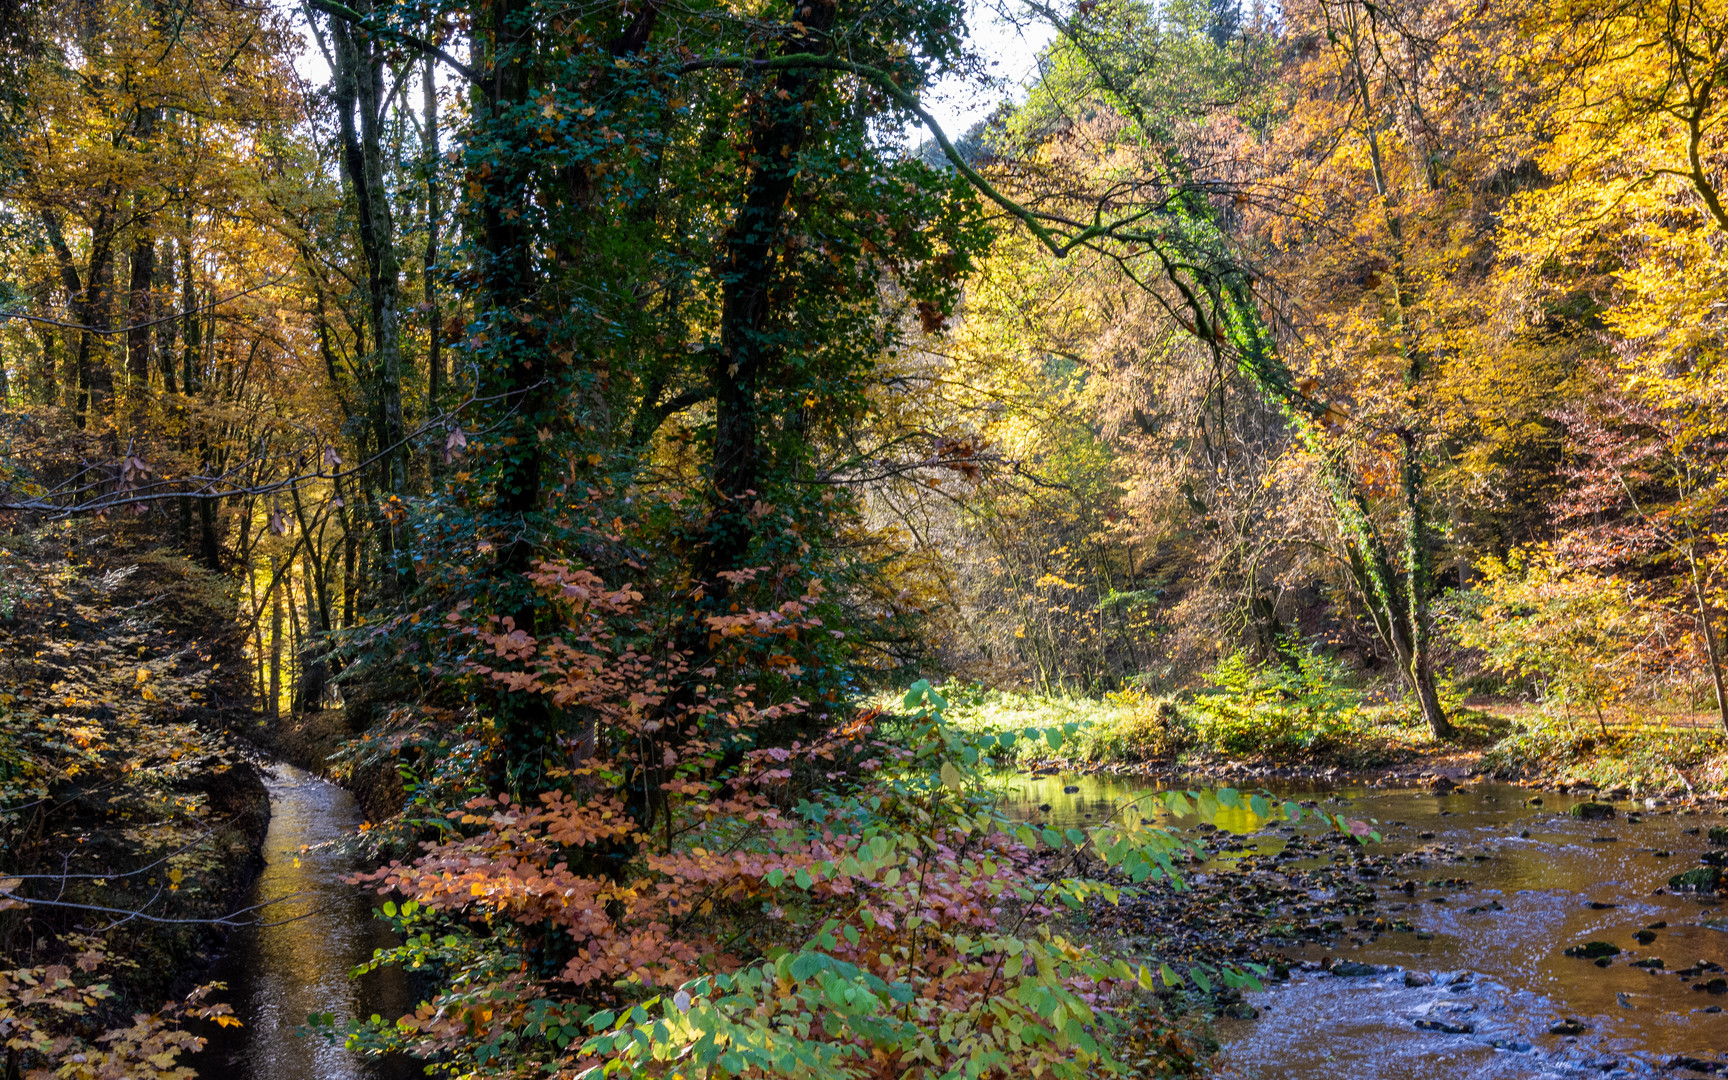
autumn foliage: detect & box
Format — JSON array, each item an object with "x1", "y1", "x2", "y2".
[{"x1": 311, "y1": 545, "x2": 1177, "y2": 1077}]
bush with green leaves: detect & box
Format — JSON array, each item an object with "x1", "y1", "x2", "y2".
[{"x1": 1187, "y1": 646, "x2": 1364, "y2": 756}]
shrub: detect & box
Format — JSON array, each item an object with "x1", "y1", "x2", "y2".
[
  {"x1": 324, "y1": 561, "x2": 1376, "y2": 1079},
  {"x1": 1454, "y1": 549, "x2": 1672, "y2": 725},
  {"x1": 1187, "y1": 646, "x2": 1363, "y2": 757}
]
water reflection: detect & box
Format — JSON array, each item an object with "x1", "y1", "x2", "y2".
[
  {"x1": 1003, "y1": 773, "x2": 1728, "y2": 1075},
  {"x1": 196, "y1": 765, "x2": 413, "y2": 1080}
]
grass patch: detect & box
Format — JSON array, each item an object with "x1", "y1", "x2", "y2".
[
  {"x1": 867, "y1": 670, "x2": 1509, "y2": 771},
  {"x1": 1480, "y1": 711, "x2": 1728, "y2": 793}
]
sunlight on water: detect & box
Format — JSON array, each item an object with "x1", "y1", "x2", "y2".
[
  {"x1": 197, "y1": 765, "x2": 412, "y2": 1080},
  {"x1": 1004, "y1": 773, "x2": 1728, "y2": 1077}
]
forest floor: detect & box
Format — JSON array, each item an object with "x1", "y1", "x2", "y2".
[
  {"x1": 0, "y1": 521, "x2": 272, "y2": 1020},
  {"x1": 875, "y1": 686, "x2": 1728, "y2": 801}
]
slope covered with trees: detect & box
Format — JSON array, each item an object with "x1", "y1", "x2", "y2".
[{"x1": 3, "y1": 0, "x2": 1728, "y2": 1076}]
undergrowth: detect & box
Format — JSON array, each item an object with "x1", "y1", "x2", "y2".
[{"x1": 1480, "y1": 712, "x2": 1728, "y2": 793}]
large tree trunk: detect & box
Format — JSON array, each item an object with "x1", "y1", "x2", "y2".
[
  {"x1": 41, "y1": 209, "x2": 118, "y2": 431},
  {"x1": 469, "y1": 0, "x2": 551, "y2": 785},
  {"x1": 422, "y1": 55, "x2": 442, "y2": 409},
  {"x1": 704, "y1": 0, "x2": 835, "y2": 588},
  {"x1": 125, "y1": 222, "x2": 156, "y2": 399},
  {"x1": 125, "y1": 107, "x2": 158, "y2": 413},
  {"x1": 329, "y1": 2, "x2": 408, "y2": 596}
]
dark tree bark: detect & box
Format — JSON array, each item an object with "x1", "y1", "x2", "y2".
[
  {"x1": 422, "y1": 55, "x2": 442, "y2": 408},
  {"x1": 702, "y1": 0, "x2": 837, "y2": 589},
  {"x1": 41, "y1": 209, "x2": 118, "y2": 430},
  {"x1": 327, "y1": 1, "x2": 409, "y2": 594}
]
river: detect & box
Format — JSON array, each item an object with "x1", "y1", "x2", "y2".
[
  {"x1": 1008, "y1": 775, "x2": 1728, "y2": 1078},
  {"x1": 197, "y1": 764, "x2": 413, "y2": 1080},
  {"x1": 194, "y1": 764, "x2": 1725, "y2": 1078}
]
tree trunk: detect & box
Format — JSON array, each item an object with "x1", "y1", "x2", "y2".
[
  {"x1": 268, "y1": 557, "x2": 284, "y2": 719},
  {"x1": 41, "y1": 209, "x2": 118, "y2": 431},
  {"x1": 155, "y1": 235, "x2": 178, "y2": 395},
  {"x1": 328, "y1": 2, "x2": 408, "y2": 596},
  {"x1": 1686, "y1": 548, "x2": 1728, "y2": 733},
  {"x1": 126, "y1": 225, "x2": 156, "y2": 399},
  {"x1": 704, "y1": 0, "x2": 835, "y2": 587},
  {"x1": 422, "y1": 54, "x2": 442, "y2": 408},
  {"x1": 125, "y1": 107, "x2": 158, "y2": 412}
]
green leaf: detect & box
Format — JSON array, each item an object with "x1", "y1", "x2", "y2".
[
  {"x1": 1160, "y1": 963, "x2": 1181, "y2": 988},
  {"x1": 940, "y1": 761, "x2": 963, "y2": 792}
]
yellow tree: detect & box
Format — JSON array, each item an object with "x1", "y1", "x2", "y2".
[{"x1": 1500, "y1": 0, "x2": 1728, "y2": 730}]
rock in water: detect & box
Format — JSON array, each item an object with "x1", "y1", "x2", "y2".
[
  {"x1": 1403, "y1": 971, "x2": 1434, "y2": 987},
  {"x1": 1668, "y1": 866, "x2": 1724, "y2": 893},
  {"x1": 1570, "y1": 802, "x2": 1615, "y2": 820},
  {"x1": 1413, "y1": 1018, "x2": 1473, "y2": 1034},
  {"x1": 1707, "y1": 825, "x2": 1728, "y2": 845},
  {"x1": 1329, "y1": 961, "x2": 1379, "y2": 977},
  {"x1": 1548, "y1": 1019, "x2": 1589, "y2": 1036},
  {"x1": 1563, "y1": 941, "x2": 1620, "y2": 959}
]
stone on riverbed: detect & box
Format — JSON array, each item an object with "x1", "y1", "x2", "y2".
[
  {"x1": 1563, "y1": 941, "x2": 1620, "y2": 959},
  {"x1": 1327, "y1": 961, "x2": 1380, "y2": 977},
  {"x1": 1707, "y1": 825, "x2": 1728, "y2": 845},
  {"x1": 1570, "y1": 802, "x2": 1615, "y2": 820},
  {"x1": 1413, "y1": 1018, "x2": 1473, "y2": 1034},
  {"x1": 1547, "y1": 1018, "x2": 1589, "y2": 1035},
  {"x1": 1668, "y1": 866, "x2": 1723, "y2": 892},
  {"x1": 1403, "y1": 971, "x2": 1434, "y2": 987}
]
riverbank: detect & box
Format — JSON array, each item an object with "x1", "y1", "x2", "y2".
[
  {"x1": 0, "y1": 523, "x2": 273, "y2": 1061},
  {"x1": 875, "y1": 686, "x2": 1728, "y2": 801}
]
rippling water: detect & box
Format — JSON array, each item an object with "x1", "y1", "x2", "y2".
[
  {"x1": 1008, "y1": 775, "x2": 1728, "y2": 1078},
  {"x1": 197, "y1": 765, "x2": 412, "y2": 1080}
]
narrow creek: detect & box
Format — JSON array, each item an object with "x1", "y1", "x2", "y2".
[
  {"x1": 1008, "y1": 776, "x2": 1728, "y2": 1078},
  {"x1": 198, "y1": 764, "x2": 412, "y2": 1080}
]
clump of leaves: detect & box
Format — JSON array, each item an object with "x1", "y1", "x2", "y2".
[
  {"x1": 1187, "y1": 645, "x2": 1364, "y2": 757},
  {"x1": 1455, "y1": 548, "x2": 1673, "y2": 732}
]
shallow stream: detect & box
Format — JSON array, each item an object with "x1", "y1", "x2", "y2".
[
  {"x1": 198, "y1": 764, "x2": 411, "y2": 1080},
  {"x1": 1009, "y1": 775, "x2": 1728, "y2": 1078},
  {"x1": 188, "y1": 765, "x2": 1728, "y2": 1078}
]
